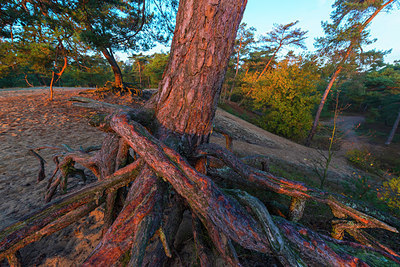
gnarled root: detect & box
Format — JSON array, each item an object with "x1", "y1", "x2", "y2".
[
  {"x1": 0, "y1": 159, "x2": 143, "y2": 262},
  {"x1": 2, "y1": 109, "x2": 400, "y2": 266}
]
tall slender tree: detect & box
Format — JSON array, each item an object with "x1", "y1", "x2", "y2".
[
  {"x1": 225, "y1": 23, "x2": 256, "y2": 102},
  {"x1": 239, "y1": 21, "x2": 307, "y2": 104},
  {"x1": 386, "y1": 107, "x2": 400, "y2": 145},
  {"x1": 305, "y1": 0, "x2": 396, "y2": 146}
]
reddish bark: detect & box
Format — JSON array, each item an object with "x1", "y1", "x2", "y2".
[
  {"x1": 102, "y1": 48, "x2": 123, "y2": 88},
  {"x1": 0, "y1": 160, "x2": 143, "y2": 262},
  {"x1": 3, "y1": 0, "x2": 399, "y2": 265},
  {"x1": 196, "y1": 143, "x2": 398, "y2": 233},
  {"x1": 154, "y1": 0, "x2": 248, "y2": 148},
  {"x1": 83, "y1": 166, "x2": 163, "y2": 266}
]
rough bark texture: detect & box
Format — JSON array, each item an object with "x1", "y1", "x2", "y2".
[
  {"x1": 154, "y1": 0, "x2": 247, "y2": 148},
  {"x1": 83, "y1": 166, "x2": 163, "y2": 266},
  {"x1": 0, "y1": 160, "x2": 143, "y2": 261},
  {"x1": 2, "y1": 0, "x2": 400, "y2": 266}
]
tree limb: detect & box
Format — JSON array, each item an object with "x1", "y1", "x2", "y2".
[
  {"x1": 196, "y1": 143, "x2": 398, "y2": 233},
  {"x1": 0, "y1": 160, "x2": 144, "y2": 261}
]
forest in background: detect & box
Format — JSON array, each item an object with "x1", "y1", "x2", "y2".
[
  {"x1": 1, "y1": 0, "x2": 400, "y2": 265},
  {"x1": 1, "y1": 0, "x2": 399, "y2": 203},
  {"x1": 1, "y1": 15, "x2": 399, "y2": 144}
]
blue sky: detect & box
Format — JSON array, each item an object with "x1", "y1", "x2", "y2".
[
  {"x1": 242, "y1": 0, "x2": 399, "y2": 63},
  {"x1": 121, "y1": 0, "x2": 399, "y2": 63}
]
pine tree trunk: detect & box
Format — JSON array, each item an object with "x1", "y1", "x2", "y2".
[
  {"x1": 305, "y1": 64, "x2": 344, "y2": 146},
  {"x1": 154, "y1": 0, "x2": 247, "y2": 149},
  {"x1": 102, "y1": 48, "x2": 123, "y2": 88},
  {"x1": 385, "y1": 107, "x2": 400, "y2": 145}
]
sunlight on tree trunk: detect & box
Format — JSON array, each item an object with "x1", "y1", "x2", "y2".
[
  {"x1": 102, "y1": 48, "x2": 123, "y2": 88},
  {"x1": 385, "y1": 107, "x2": 400, "y2": 145}
]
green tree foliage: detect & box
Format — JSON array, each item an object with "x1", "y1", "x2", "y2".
[
  {"x1": 0, "y1": 0, "x2": 177, "y2": 89},
  {"x1": 223, "y1": 23, "x2": 257, "y2": 101},
  {"x1": 241, "y1": 56, "x2": 321, "y2": 140},
  {"x1": 238, "y1": 21, "x2": 308, "y2": 105},
  {"x1": 306, "y1": 0, "x2": 397, "y2": 145},
  {"x1": 142, "y1": 52, "x2": 169, "y2": 88}
]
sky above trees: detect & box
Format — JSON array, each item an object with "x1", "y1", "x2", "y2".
[
  {"x1": 130, "y1": 0, "x2": 399, "y2": 63},
  {"x1": 243, "y1": 0, "x2": 399, "y2": 63}
]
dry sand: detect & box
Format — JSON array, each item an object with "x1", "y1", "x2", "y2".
[{"x1": 0, "y1": 87, "x2": 363, "y2": 266}]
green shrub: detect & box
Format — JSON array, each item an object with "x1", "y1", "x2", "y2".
[
  {"x1": 378, "y1": 177, "x2": 400, "y2": 210},
  {"x1": 345, "y1": 148, "x2": 381, "y2": 174},
  {"x1": 241, "y1": 56, "x2": 320, "y2": 141}
]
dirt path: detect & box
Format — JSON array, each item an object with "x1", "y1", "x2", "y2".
[{"x1": 335, "y1": 115, "x2": 368, "y2": 153}]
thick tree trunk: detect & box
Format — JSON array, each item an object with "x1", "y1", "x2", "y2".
[
  {"x1": 153, "y1": 0, "x2": 247, "y2": 149},
  {"x1": 305, "y1": 0, "x2": 394, "y2": 146},
  {"x1": 3, "y1": 0, "x2": 400, "y2": 266},
  {"x1": 385, "y1": 107, "x2": 400, "y2": 145},
  {"x1": 102, "y1": 48, "x2": 123, "y2": 88}
]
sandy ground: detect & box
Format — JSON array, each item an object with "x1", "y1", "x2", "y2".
[
  {"x1": 0, "y1": 87, "x2": 106, "y2": 266},
  {"x1": 213, "y1": 109, "x2": 361, "y2": 179},
  {"x1": 0, "y1": 87, "x2": 364, "y2": 266}
]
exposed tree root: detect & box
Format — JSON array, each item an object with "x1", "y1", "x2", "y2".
[
  {"x1": 0, "y1": 159, "x2": 143, "y2": 262},
  {"x1": 82, "y1": 167, "x2": 163, "y2": 266},
  {"x1": 192, "y1": 214, "x2": 214, "y2": 267},
  {"x1": 2, "y1": 109, "x2": 399, "y2": 266},
  {"x1": 28, "y1": 149, "x2": 46, "y2": 182},
  {"x1": 196, "y1": 143, "x2": 398, "y2": 233}
]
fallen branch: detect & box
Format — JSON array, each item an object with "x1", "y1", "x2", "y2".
[
  {"x1": 0, "y1": 159, "x2": 143, "y2": 262},
  {"x1": 28, "y1": 149, "x2": 46, "y2": 182},
  {"x1": 196, "y1": 143, "x2": 398, "y2": 233}
]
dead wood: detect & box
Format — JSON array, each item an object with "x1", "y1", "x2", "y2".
[
  {"x1": 28, "y1": 149, "x2": 46, "y2": 182},
  {"x1": 0, "y1": 160, "x2": 143, "y2": 262},
  {"x1": 195, "y1": 143, "x2": 398, "y2": 233},
  {"x1": 69, "y1": 96, "x2": 133, "y2": 112}
]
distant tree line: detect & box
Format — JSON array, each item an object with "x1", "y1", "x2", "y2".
[{"x1": 0, "y1": 0, "x2": 398, "y2": 143}]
